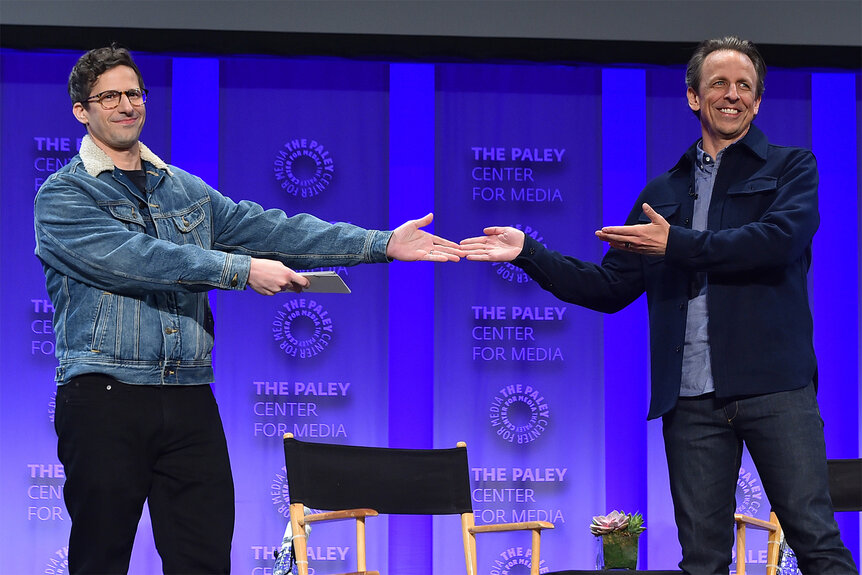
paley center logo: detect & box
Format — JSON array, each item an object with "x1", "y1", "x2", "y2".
[
  {"x1": 43, "y1": 546, "x2": 69, "y2": 575},
  {"x1": 273, "y1": 138, "x2": 335, "y2": 198},
  {"x1": 271, "y1": 466, "x2": 292, "y2": 519},
  {"x1": 735, "y1": 465, "x2": 765, "y2": 518},
  {"x1": 272, "y1": 298, "x2": 335, "y2": 359},
  {"x1": 490, "y1": 546, "x2": 549, "y2": 575},
  {"x1": 489, "y1": 383, "x2": 550, "y2": 444},
  {"x1": 491, "y1": 224, "x2": 547, "y2": 285},
  {"x1": 271, "y1": 466, "x2": 323, "y2": 520},
  {"x1": 48, "y1": 388, "x2": 57, "y2": 424}
]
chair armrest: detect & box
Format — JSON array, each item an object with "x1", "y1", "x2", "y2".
[
  {"x1": 734, "y1": 514, "x2": 778, "y2": 532},
  {"x1": 301, "y1": 508, "x2": 379, "y2": 525},
  {"x1": 469, "y1": 521, "x2": 554, "y2": 534}
]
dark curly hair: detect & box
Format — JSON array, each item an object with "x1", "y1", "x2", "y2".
[{"x1": 68, "y1": 44, "x2": 145, "y2": 106}]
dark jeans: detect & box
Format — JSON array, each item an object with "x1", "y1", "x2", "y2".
[
  {"x1": 662, "y1": 383, "x2": 857, "y2": 575},
  {"x1": 56, "y1": 374, "x2": 234, "y2": 575}
]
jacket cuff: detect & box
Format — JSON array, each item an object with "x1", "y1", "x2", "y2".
[
  {"x1": 514, "y1": 234, "x2": 542, "y2": 263},
  {"x1": 372, "y1": 230, "x2": 395, "y2": 262},
  {"x1": 223, "y1": 253, "x2": 251, "y2": 290},
  {"x1": 663, "y1": 225, "x2": 689, "y2": 266}
]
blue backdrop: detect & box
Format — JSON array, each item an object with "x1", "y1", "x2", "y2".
[{"x1": 0, "y1": 48, "x2": 858, "y2": 575}]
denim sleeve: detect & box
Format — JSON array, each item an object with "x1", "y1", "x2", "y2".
[
  {"x1": 34, "y1": 173, "x2": 251, "y2": 295},
  {"x1": 205, "y1": 184, "x2": 393, "y2": 268}
]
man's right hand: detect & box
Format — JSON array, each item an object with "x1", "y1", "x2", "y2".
[
  {"x1": 460, "y1": 227, "x2": 525, "y2": 262},
  {"x1": 247, "y1": 258, "x2": 310, "y2": 295}
]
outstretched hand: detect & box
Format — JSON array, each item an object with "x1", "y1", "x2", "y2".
[
  {"x1": 459, "y1": 226, "x2": 525, "y2": 262},
  {"x1": 386, "y1": 213, "x2": 464, "y2": 262},
  {"x1": 595, "y1": 203, "x2": 669, "y2": 256}
]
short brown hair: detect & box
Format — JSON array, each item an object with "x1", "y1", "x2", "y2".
[{"x1": 686, "y1": 36, "x2": 766, "y2": 100}]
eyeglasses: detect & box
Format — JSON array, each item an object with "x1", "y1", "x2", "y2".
[{"x1": 82, "y1": 88, "x2": 148, "y2": 110}]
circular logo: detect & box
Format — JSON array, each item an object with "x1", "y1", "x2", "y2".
[
  {"x1": 489, "y1": 384, "x2": 550, "y2": 444},
  {"x1": 490, "y1": 547, "x2": 549, "y2": 575},
  {"x1": 273, "y1": 139, "x2": 335, "y2": 198},
  {"x1": 491, "y1": 261, "x2": 531, "y2": 285},
  {"x1": 735, "y1": 465, "x2": 764, "y2": 517},
  {"x1": 48, "y1": 389, "x2": 57, "y2": 424},
  {"x1": 271, "y1": 466, "x2": 322, "y2": 519},
  {"x1": 271, "y1": 466, "x2": 291, "y2": 519},
  {"x1": 491, "y1": 224, "x2": 548, "y2": 285},
  {"x1": 43, "y1": 546, "x2": 68, "y2": 575},
  {"x1": 272, "y1": 299, "x2": 334, "y2": 359}
]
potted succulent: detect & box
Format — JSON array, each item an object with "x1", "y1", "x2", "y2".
[{"x1": 590, "y1": 510, "x2": 646, "y2": 570}]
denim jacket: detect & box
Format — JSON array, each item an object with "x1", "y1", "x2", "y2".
[{"x1": 35, "y1": 135, "x2": 392, "y2": 385}]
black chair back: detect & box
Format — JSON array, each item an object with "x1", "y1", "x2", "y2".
[
  {"x1": 283, "y1": 436, "x2": 472, "y2": 515},
  {"x1": 828, "y1": 458, "x2": 862, "y2": 512}
]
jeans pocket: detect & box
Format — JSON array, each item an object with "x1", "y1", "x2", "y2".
[{"x1": 57, "y1": 374, "x2": 124, "y2": 409}]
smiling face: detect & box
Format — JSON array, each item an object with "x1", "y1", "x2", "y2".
[
  {"x1": 72, "y1": 65, "x2": 145, "y2": 168},
  {"x1": 687, "y1": 49, "x2": 761, "y2": 157}
]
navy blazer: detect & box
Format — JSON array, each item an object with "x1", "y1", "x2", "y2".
[{"x1": 515, "y1": 125, "x2": 819, "y2": 419}]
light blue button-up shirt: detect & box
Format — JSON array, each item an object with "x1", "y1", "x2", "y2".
[{"x1": 679, "y1": 144, "x2": 722, "y2": 397}]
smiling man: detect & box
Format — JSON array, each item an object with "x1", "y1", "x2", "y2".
[
  {"x1": 462, "y1": 36, "x2": 857, "y2": 574},
  {"x1": 72, "y1": 65, "x2": 146, "y2": 164},
  {"x1": 686, "y1": 48, "x2": 761, "y2": 157},
  {"x1": 35, "y1": 45, "x2": 463, "y2": 575}
]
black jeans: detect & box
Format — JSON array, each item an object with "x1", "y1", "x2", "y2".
[
  {"x1": 56, "y1": 374, "x2": 234, "y2": 574},
  {"x1": 662, "y1": 383, "x2": 857, "y2": 575}
]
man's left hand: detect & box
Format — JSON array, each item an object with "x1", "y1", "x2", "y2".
[{"x1": 595, "y1": 203, "x2": 669, "y2": 256}]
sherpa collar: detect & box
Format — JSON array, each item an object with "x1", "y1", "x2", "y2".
[{"x1": 79, "y1": 134, "x2": 173, "y2": 178}]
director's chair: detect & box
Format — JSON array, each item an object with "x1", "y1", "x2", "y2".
[{"x1": 282, "y1": 433, "x2": 554, "y2": 575}]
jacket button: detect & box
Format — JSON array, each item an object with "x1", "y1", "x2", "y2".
[
  {"x1": 684, "y1": 218, "x2": 690, "y2": 225},
  {"x1": 679, "y1": 302, "x2": 685, "y2": 310},
  {"x1": 675, "y1": 345, "x2": 682, "y2": 353}
]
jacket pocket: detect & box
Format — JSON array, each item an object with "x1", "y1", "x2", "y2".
[
  {"x1": 169, "y1": 203, "x2": 209, "y2": 247},
  {"x1": 727, "y1": 176, "x2": 778, "y2": 196},
  {"x1": 724, "y1": 177, "x2": 778, "y2": 227},
  {"x1": 90, "y1": 291, "x2": 113, "y2": 352},
  {"x1": 107, "y1": 202, "x2": 146, "y2": 230}
]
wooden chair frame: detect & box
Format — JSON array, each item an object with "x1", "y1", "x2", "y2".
[
  {"x1": 733, "y1": 511, "x2": 782, "y2": 575},
  {"x1": 734, "y1": 458, "x2": 862, "y2": 575}
]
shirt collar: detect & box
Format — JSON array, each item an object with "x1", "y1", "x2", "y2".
[
  {"x1": 695, "y1": 143, "x2": 715, "y2": 172},
  {"x1": 674, "y1": 123, "x2": 768, "y2": 174}
]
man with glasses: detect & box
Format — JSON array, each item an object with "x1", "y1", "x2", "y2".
[{"x1": 34, "y1": 45, "x2": 463, "y2": 574}]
